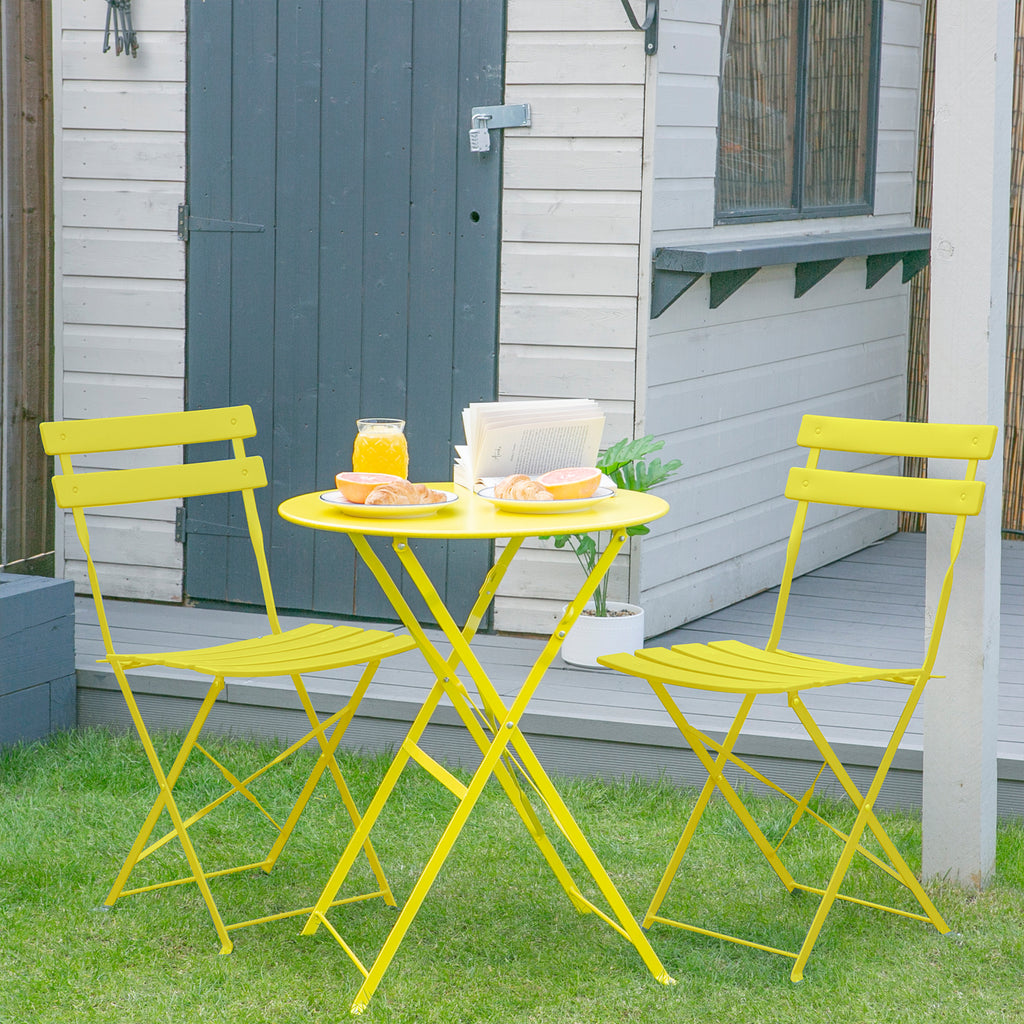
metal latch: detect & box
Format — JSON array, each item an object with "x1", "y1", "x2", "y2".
[
  {"x1": 468, "y1": 103, "x2": 531, "y2": 153},
  {"x1": 177, "y1": 203, "x2": 265, "y2": 242}
]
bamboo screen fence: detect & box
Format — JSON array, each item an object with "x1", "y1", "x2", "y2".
[{"x1": 904, "y1": 0, "x2": 1024, "y2": 538}]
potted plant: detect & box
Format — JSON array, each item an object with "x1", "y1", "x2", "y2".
[{"x1": 545, "y1": 436, "x2": 681, "y2": 668}]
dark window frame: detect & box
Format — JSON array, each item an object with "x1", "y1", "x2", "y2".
[{"x1": 715, "y1": 0, "x2": 884, "y2": 225}]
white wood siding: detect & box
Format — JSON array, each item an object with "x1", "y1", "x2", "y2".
[
  {"x1": 55, "y1": 0, "x2": 186, "y2": 600},
  {"x1": 494, "y1": 0, "x2": 652, "y2": 634},
  {"x1": 51, "y1": 0, "x2": 929, "y2": 643},
  {"x1": 643, "y1": 0, "x2": 925, "y2": 634},
  {"x1": 52, "y1": 0, "x2": 653, "y2": 629}
]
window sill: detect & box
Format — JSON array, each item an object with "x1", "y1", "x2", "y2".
[{"x1": 650, "y1": 226, "x2": 930, "y2": 318}]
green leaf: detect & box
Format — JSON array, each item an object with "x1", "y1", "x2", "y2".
[{"x1": 597, "y1": 435, "x2": 666, "y2": 477}]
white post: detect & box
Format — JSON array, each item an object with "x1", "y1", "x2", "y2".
[{"x1": 922, "y1": 0, "x2": 1012, "y2": 885}]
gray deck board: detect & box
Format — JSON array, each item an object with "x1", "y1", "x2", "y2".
[{"x1": 73, "y1": 533, "x2": 1024, "y2": 816}]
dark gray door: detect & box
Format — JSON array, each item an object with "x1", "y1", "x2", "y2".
[{"x1": 183, "y1": 0, "x2": 503, "y2": 624}]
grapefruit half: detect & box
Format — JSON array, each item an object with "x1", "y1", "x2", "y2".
[
  {"x1": 336, "y1": 471, "x2": 402, "y2": 504},
  {"x1": 536, "y1": 467, "x2": 602, "y2": 500}
]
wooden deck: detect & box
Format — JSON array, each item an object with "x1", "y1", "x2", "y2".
[{"x1": 74, "y1": 533, "x2": 1024, "y2": 817}]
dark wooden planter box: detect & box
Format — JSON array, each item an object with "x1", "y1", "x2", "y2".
[{"x1": 0, "y1": 574, "x2": 76, "y2": 747}]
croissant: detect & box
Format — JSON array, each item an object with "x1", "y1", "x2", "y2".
[
  {"x1": 411, "y1": 483, "x2": 446, "y2": 504},
  {"x1": 493, "y1": 474, "x2": 554, "y2": 501},
  {"x1": 365, "y1": 480, "x2": 445, "y2": 505}
]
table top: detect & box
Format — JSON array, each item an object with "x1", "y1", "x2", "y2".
[{"x1": 278, "y1": 484, "x2": 669, "y2": 539}]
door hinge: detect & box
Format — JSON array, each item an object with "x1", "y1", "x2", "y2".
[
  {"x1": 177, "y1": 203, "x2": 265, "y2": 242},
  {"x1": 176, "y1": 506, "x2": 250, "y2": 541}
]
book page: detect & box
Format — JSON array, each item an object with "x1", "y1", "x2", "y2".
[
  {"x1": 455, "y1": 398, "x2": 605, "y2": 484},
  {"x1": 473, "y1": 416, "x2": 603, "y2": 477}
]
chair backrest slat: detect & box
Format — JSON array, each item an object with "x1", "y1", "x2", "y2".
[
  {"x1": 796, "y1": 415, "x2": 997, "y2": 461},
  {"x1": 41, "y1": 405, "x2": 281, "y2": 655},
  {"x1": 40, "y1": 405, "x2": 257, "y2": 456},
  {"x1": 768, "y1": 414, "x2": 997, "y2": 656},
  {"x1": 785, "y1": 467, "x2": 986, "y2": 517},
  {"x1": 51, "y1": 457, "x2": 267, "y2": 509}
]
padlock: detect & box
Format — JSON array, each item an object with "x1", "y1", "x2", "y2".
[{"x1": 469, "y1": 114, "x2": 491, "y2": 153}]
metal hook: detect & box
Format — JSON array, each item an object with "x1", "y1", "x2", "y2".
[{"x1": 618, "y1": 0, "x2": 658, "y2": 54}]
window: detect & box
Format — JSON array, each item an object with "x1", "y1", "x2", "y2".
[{"x1": 715, "y1": 0, "x2": 882, "y2": 223}]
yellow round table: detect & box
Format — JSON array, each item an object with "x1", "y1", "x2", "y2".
[{"x1": 277, "y1": 483, "x2": 674, "y2": 1012}]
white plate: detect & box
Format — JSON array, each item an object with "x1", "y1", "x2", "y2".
[
  {"x1": 320, "y1": 489, "x2": 458, "y2": 518},
  {"x1": 476, "y1": 485, "x2": 615, "y2": 515}
]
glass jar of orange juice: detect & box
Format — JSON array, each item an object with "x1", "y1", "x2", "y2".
[{"x1": 352, "y1": 418, "x2": 409, "y2": 478}]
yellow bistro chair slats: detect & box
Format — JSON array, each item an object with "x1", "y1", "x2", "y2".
[
  {"x1": 785, "y1": 467, "x2": 986, "y2": 516},
  {"x1": 598, "y1": 413, "x2": 997, "y2": 982},
  {"x1": 110, "y1": 623, "x2": 412, "y2": 675},
  {"x1": 796, "y1": 415, "x2": 997, "y2": 459},
  {"x1": 600, "y1": 641, "x2": 899, "y2": 694},
  {"x1": 40, "y1": 404, "x2": 257, "y2": 453},
  {"x1": 41, "y1": 405, "x2": 413, "y2": 954},
  {"x1": 51, "y1": 457, "x2": 268, "y2": 508}
]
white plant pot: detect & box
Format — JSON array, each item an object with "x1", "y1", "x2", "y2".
[{"x1": 559, "y1": 601, "x2": 645, "y2": 669}]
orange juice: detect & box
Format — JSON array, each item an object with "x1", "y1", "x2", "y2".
[{"x1": 352, "y1": 418, "x2": 409, "y2": 478}]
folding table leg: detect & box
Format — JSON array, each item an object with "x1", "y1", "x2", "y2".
[
  {"x1": 345, "y1": 708, "x2": 673, "y2": 1014},
  {"x1": 500, "y1": 724, "x2": 676, "y2": 984},
  {"x1": 390, "y1": 530, "x2": 672, "y2": 971},
  {"x1": 304, "y1": 532, "x2": 673, "y2": 1012},
  {"x1": 351, "y1": 534, "x2": 594, "y2": 906}
]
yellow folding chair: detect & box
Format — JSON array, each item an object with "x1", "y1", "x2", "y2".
[
  {"x1": 41, "y1": 405, "x2": 416, "y2": 953},
  {"x1": 599, "y1": 415, "x2": 997, "y2": 981}
]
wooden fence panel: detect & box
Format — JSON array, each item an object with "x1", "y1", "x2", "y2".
[{"x1": 1, "y1": 0, "x2": 54, "y2": 573}]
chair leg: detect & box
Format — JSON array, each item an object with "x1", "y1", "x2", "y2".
[
  {"x1": 255, "y1": 664, "x2": 395, "y2": 904},
  {"x1": 644, "y1": 687, "x2": 797, "y2": 927},
  {"x1": 787, "y1": 693, "x2": 950, "y2": 980},
  {"x1": 106, "y1": 672, "x2": 234, "y2": 952}
]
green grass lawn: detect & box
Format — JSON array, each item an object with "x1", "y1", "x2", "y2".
[{"x1": 1, "y1": 728, "x2": 1022, "y2": 1024}]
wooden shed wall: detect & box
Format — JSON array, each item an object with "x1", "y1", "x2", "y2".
[
  {"x1": 51, "y1": 0, "x2": 651, "y2": 635},
  {"x1": 54, "y1": 0, "x2": 186, "y2": 601},
  {"x1": 641, "y1": 0, "x2": 926, "y2": 633},
  {"x1": 493, "y1": 0, "x2": 651, "y2": 634},
  {"x1": 52, "y1": 0, "x2": 927, "y2": 639}
]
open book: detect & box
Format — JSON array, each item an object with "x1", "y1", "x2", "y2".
[{"x1": 453, "y1": 399, "x2": 605, "y2": 490}]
